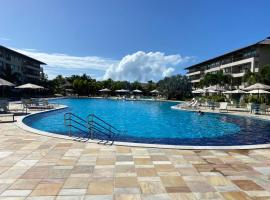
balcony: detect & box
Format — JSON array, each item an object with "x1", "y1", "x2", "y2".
[
  {"x1": 186, "y1": 71, "x2": 201, "y2": 76},
  {"x1": 191, "y1": 79, "x2": 201, "y2": 83},
  {"x1": 25, "y1": 65, "x2": 41, "y2": 71},
  {"x1": 231, "y1": 72, "x2": 245, "y2": 78}
]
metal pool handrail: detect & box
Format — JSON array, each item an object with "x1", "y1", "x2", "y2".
[{"x1": 64, "y1": 112, "x2": 121, "y2": 141}]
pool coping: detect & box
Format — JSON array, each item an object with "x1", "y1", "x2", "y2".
[{"x1": 16, "y1": 100, "x2": 270, "y2": 150}]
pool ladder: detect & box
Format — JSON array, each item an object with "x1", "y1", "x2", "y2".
[{"x1": 64, "y1": 112, "x2": 122, "y2": 144}]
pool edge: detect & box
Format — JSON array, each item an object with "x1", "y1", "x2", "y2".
[{"x1": 16, "y1": 102, "x2": 270, "y2": 150}]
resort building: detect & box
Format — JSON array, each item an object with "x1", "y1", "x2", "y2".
[
  {"x1": 186, "y1": 36, "x2": 270, "y2": 89},
  {"x1": 0, "y1": 45, "x2": 46, "y2": 83}
]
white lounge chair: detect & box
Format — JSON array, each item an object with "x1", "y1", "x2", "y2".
[
  {"x1": 191, "y1": 100, "x2": 199, "y2": 110},
  {"x1": 219, "y1": 102, "x2": 228, "y2": 112}
]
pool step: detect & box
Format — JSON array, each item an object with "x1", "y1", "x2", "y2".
[{"x1": 64, "y1": 112, "x2": 121, "y2": 144}]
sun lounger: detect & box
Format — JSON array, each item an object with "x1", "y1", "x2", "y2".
[
  {"x1": 191, "y1": 100, "x2": 199, "y2": 110},
  {"x1": 0, "y1": 113, "x2": 15, "y2": 122},
  {"x1": 219, "y1": 102, "x2": 228, "y2": 112},
  {"x1": 27, "y1": 99, "x2": 54, "y2": 110}
]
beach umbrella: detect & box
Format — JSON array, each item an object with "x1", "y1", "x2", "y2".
[
  {"x1": 230, "y1": 89, "x2": 247, "y2": 94},
  {"x1": 54, "y1": 93, "x2": 63, "y2": 97},
  {"x1": 207, "y1": 89, "x2": 218, "y2": 93},
  {"x1": 247, "y1": 89, "x2": 270, "y2": 94},
  {"x1": 244, "y1": 83, "x2": 270, "y2": 102},
  {"x1": 132, "y1": 89, "x2": 142, "y2": 93},
  {"x1": 192, "y1": 89, "x2": 205, "y2": 94},
  {"x1": 15, "y1": 83, "x2": 44, "y2": 89},
  {"x1": 223, "y1": 89, "x2": 246, "y2": 94},
  {"x1": 99, "y1": 88, "x2": 111, "y2": 92},
  {"x1": 223, "y1": 90, "x2": 232, "y2": 94},
  {"x1": 244, "y1": 83, "x2": 270, "y2": 91},
  {"x1": 0, "y1": 78, "x2": 15, "y2": 87},
  {"x1": 0, "y1": 78, "x2": 15, "y2": 97},
  {"x1": 115, "y1": 89, "x2": 129, "y2": 93},
  {"x1": 150, "y1": 89, "x2": 160, "y2": 93},
  {"x1": 205, "y1": 85, "x2": 226, "y2": 92}
]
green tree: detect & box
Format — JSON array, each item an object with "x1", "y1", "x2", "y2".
[
  {"x1": 243, "y1": 70, "x2": 261, "y2": 85},
  {"x1": 259, "y1": 64, "x2": 270, "y2": 85},
  {"x1": 199, "y1": 71, "x2": 232, "y2": 87},
  {"x1": 157, "y1": 75, "x2": 192, "y2": 100}
]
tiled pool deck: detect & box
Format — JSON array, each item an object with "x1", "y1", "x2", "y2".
[{"x1": 1, "y1": 119, "x2": 270, "y2": 199}]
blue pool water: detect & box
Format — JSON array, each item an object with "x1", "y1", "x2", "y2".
[{"x1": 23, "y1": 98, "x2": 270, "y2": 146}]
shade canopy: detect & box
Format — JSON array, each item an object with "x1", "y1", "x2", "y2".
[
  {"x1": 115, "y1": 89, "x2": 129, "y2": 93},
  {"x1": 132, "y1": 89, "x2": 142, "y2": 93},
  {"x1": 205, "y1": 85, "x2": 226, "y2": 92},
  {"x1": 223, "y1": 89, "x2": 247, "y2": 94},
  {"x1": 192, "y1": 89, "x2": 205, "y2": 94},
  {"x1": 207, "y1": 89, "x2": 218, "y2": 93},
  {"x1": 54, "y1": 93, "x2": 63, "y2": 97},
  {"x1": 99, "y1": 88, "x2": 111, "y2": 92},
  {"x1": 248, "y1": 89, "x2": 270, "y2": 94},
  {"x1": 0, "y1": 78, "x2": 15, "y2": 87},
  {"x1": 150, "y1": 89, "x2": 160, "y2": 93},
  {"x1": 15, "y1": 83, "x2": 44, "y2": 89},
  {"x1": 244, "y1": 83, "x2": 270, "y2": 91}
]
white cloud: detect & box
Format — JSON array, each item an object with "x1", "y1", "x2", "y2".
[
  {"x1": 12, "y1": 48, "x2": 189, "y2": 81},
  {"x1": 13, "y1": 48, "x2": 117, "y2": 71},
  {"x1": 0, "y1": 37, "x2": 11, "y2": 41},
  {"x1": 103, "y1": 51, "x2": 189, "y2": 82}
]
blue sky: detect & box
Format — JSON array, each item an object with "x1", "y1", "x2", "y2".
[{"x1": 1, "y1": 0, "x2": 270, "y2": 81}]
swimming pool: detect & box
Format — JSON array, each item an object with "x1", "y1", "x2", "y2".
[{"x1": 23, "y1": 98, "x2": 270, "y2": 146}]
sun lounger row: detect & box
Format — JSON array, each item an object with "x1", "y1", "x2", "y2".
[{"x1": 22, "y1": 98, "x2": 54, "y2": 111}]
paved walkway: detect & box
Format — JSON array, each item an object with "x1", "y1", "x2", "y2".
[{"x1": 1, "y1": 121, "x2": 270, "y2": 199}]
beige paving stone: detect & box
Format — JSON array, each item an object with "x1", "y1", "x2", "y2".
[
  {"x1": 87, "y1": 180, "x2": 114, "y2": 195},
  {"x1": 139, "y1": 181, "x2": 166, "y2": 194},
  {"x1": 116, "y1": 165, "x2": 135, "y2": 174},
  {"x1": 168, "y1": 193, "x2": 197, "y2": 200},
  {"x1": 160, "y1": 176, "x2": 185, "y2": 187},
  {"x1": 84, "y1": 195, "x2": 113, "y2": 200},
  {"x1": 136, "y1": 168, "x2": 157, "y2": 177},
  {"x1": 154, "y1": 165, "x2": 176, "y2": 172},
  {"x1": 114, "y1": 187, "x2": 140, "y2": 194},
  {"x1": 63, "y1": 178, "x2": 89, "y2": 189},
  {"x1": 115, "y1": 177, "x2": 138, "y2": 188},
  {"x1": 9, "y1": 179, "x2": 41, "y2": 190},
  {"x1": 114, "y1": 194, "x2": 141, "y2": 200},
  {"x1": 207, "y1": 176, "x2": 232, "y2": 186},
  {"x1": 93, "y1": 168, "x2": 114, "y2": 178},
  {"x1": 96, "y1": 158, "x2": 115, "y2": 165},
  {"x1": 31, "y1": 182, "x2": 63, "y2": 196},
  {"x1": 194, "y1": 192, "x2": 223, "y2": 200},
  {"x1": 72, "y1": 166, "x2": 94, "y2": 174},
  {"x1": 221, "y1": 191, "x2": 252, "y2": 200},
  {"x1": 134, "y1": 158, "x2": 152, "y2": 165},
  {"x1": 186, "y1": 181, "x2": 216, "y2": 193}
]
